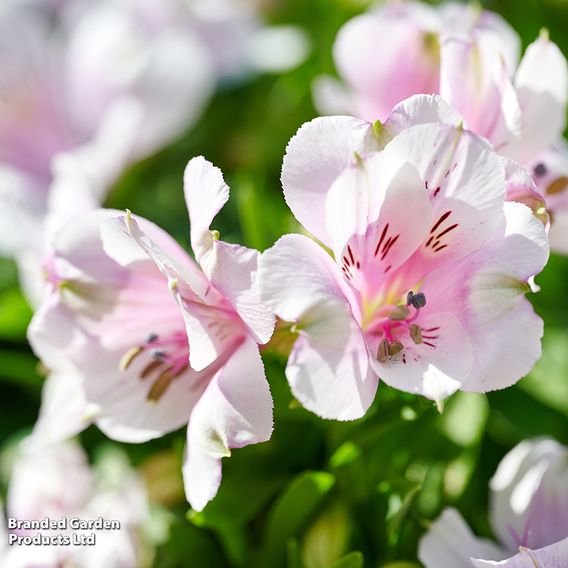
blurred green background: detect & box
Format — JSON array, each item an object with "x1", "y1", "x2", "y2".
[{"x1": 1, "y1": 0, "x2": 568, "y2": 566}]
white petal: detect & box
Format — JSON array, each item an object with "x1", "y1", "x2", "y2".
[
  {"x1": 369, "y1": 311, "x2": 474, "y2": 402},
  {"x1": 419, "y1": 508, "x2": 505, "y2": 568},
  {"x1": 281, "y1": 116, "x2": 378, "y2": 247},
  {"x1": 84, "y1": 341, "x2": 203, "y2": 443},
  {"x1": 25, "y1": 371, "x2": 94, "y2": 451},
  {"x1": 203, "y1": 241, "x2": 274, "y2": 345},
  {"x1": 259, "y1": 234, "x2": 377, "y2": 420},
  {"x1": 183, "y1": 337, "x2": 272, "y2": 511},
  {"x1": 472, "y1": 537, "x2": 568, "y2": 568},
  {"x1": 490, "y1": 438, "x2": 568, "y2": 551},
  {"x1": 384, "y1": 94, "x2": 463, "y2": 142},
  {"x1": 514, "y1": 34, "x2": 568, "y2": 163},
  {"x1": 183, "y1": 156, "x2": 230, "y2": 264}
]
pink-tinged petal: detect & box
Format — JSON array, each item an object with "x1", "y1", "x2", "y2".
[
  {"x1": 439, "y1": 34, "x2": 522, "y2": 152},
  {"x1": 83, "y1": 340, "x2": 204, "y2": 443},
  {"x1": 383, "y1": 94, "x2": 463, "y2": 142},
  {"x1": 204, "y1": 241, "x2": 274, "y2": 344},
  {"x1": 384, "y1": 123, "x2": 506, "y2": 272},
  {"x1": 421, "y1": 202, "x2": 548, "y2": 393},
  {"x1": 259, "y1": 234, "x2": 354, "y2": 326},
  {"x1": 259, "y1": 235, "x2": 378, "y2": 420},
  {"x1": 183, "y1": 337, "x2": 273, "y2": 511},
  {"x1": 369, "y1": 311, "x2": 474, "y2": 402},
  {"x1": 513, "y1": 34, "x2": 568, "y2": 164},
  {"x1": 27, "y1": 291, "x2": 90, "y2": 374},
  {"x1": 490, "y1": 438, "x2": 568, "y2": 552},
  {"x1": 333, "y1": 6, "x2": 440, "y2": 122},
  {"x1": 286, "y1": 311, "x2": 378, "y2": 421},
  {"x1": 419, "y1": 508, "x2": 505, "y2": 568},
  {"x1": 471, "y1": 537, "x2": 568, "y2": 568},
  {"x1": 326, "y1": 157, "x2": 433, "y2": 299},
  {"x1": 118, "y1": 213, "x2": 241, "y2": 372},
  {"x1": 439, "y1": 3, "x2": 521, "y2": 73},
  {"x1": 183, "y1": 156, "x2": 230, "y2": 264},
  {"x1": 281, "y1": 116, "x2": 378, "y2": 247},
  {"x1": 25, "y1": 371, "x2": 94, "y2": 451}
]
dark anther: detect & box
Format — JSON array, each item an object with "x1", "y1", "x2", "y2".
[
  {"x1": 146, "y1": 333, "x2": 159, "y2": 344},
  {"x1": 533, "y1": 163, "x2": 547, "y2": 177},
  {"x1": 409, "y1": 291, "x2": 426, "y2": 309},
  {"x1": 151, "y1": 350, "x2": 166, "y2": 360}
]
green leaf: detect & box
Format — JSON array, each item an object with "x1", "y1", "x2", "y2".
[
  {"x1": 331, "y1": 551, "x2": 364, "y2": 568},
  {"x1": 263, "y1": 471, "x2": 336, "y2": 567}
]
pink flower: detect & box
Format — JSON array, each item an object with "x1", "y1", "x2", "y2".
[
  {"x1": 419, "y1": 437, "x2": 568, "y2": 567},
  {"x1": 316, "y1": 1, "x2": 568, "y2": 251},
  {"x1": 28, "y1": 157, "x2": 274, "y2": 511},
  {"x1": 315, "y1": 1, "x2": 518, "y2": 123},
  {"x1": 258, "y1": 102, "x2": 548, "y2": 418}
]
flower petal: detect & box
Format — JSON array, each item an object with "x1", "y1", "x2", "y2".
[
  {"x1": 183, "y1": 337, "x2": 273, "y2": 511},
  {"x1": 83, "y1": 339, "x2": 204, "y2": 443},
  {"x1": 419, "y1": 508, "x2": 505, "y2": 568},
  {"x1": 183, "y1": 156, "x2": 230, "y2": 264},
  {"x1": 25, "y1": 371, "x2": 94, "y2": 451},
  {"x1": 204, "y1": 241, "x2": 274, "y2": 344},
  {"x1": 421, "y1": 202, "x2": 548, "y2": 393},
  {"x1": 326, "y1": 156, "x2": 433, "y2": 299},
  {"x1": 383, "y1": 94, "x2": 463, "y2": 143},
  {"x1": 490, "y1": 438, "x2": 568, "y2": 551},
  {"x1": 386, "y1": 123, "x2": 506, "y2": 272},
  {"x1": 471, "y1": 537, "x2": 568, "y2": 568},
  {"x1": 513, "y1": 34, "x2": 568, "y2": 164},
  {"x1": 333, "y1": 6, "x2": 440, "y2": 122},
  {"x1": 282, "y1": 116, "x2": 378, "y2": 247},
  {"x1": 439, "y1": 34, "x2": 522, "y2": 153},
  {"x1": 369, "y1": 311, "x2": 474, "y2": 402},
  {"x1": 259, "y1": 234, "x2": 378, "y2": 420}
]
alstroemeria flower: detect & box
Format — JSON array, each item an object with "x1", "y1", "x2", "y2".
[
  {"x1": 316, "y1": 1, "x2": 568, "y2": 251},
  {"x1": 314, "y1": 1, "x2": 519, "y2": 123},
  {"x1": 419, "y1": 437, "x2": 568, "y2": 567},
  {"x1": 258, "y1": 103, "x2": 548, "y2": 418},
  {"x1": 2, "y1": 440, "x2": 152, "y2": 568},
  {"x1": 28, "y1": 157, "x2": 274, "y2": 511}
]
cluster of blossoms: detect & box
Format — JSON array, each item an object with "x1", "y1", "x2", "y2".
[
  {"x1": 420, "y1": 437, "x2": 568, "y2": 567},
  {"x1": 315, "y1": 0, "x2": 568, "y2": 252},
  {"x1": 1, "y1": 0, "x2": 567, "y2": 565}
]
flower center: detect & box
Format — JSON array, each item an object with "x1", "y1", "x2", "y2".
[
  {"x1": 361, "y1": 290, "x2": 441, "y2": 363},
  {"x1": 119, "y1": 331, "x2": 189, "y2": 402}
]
